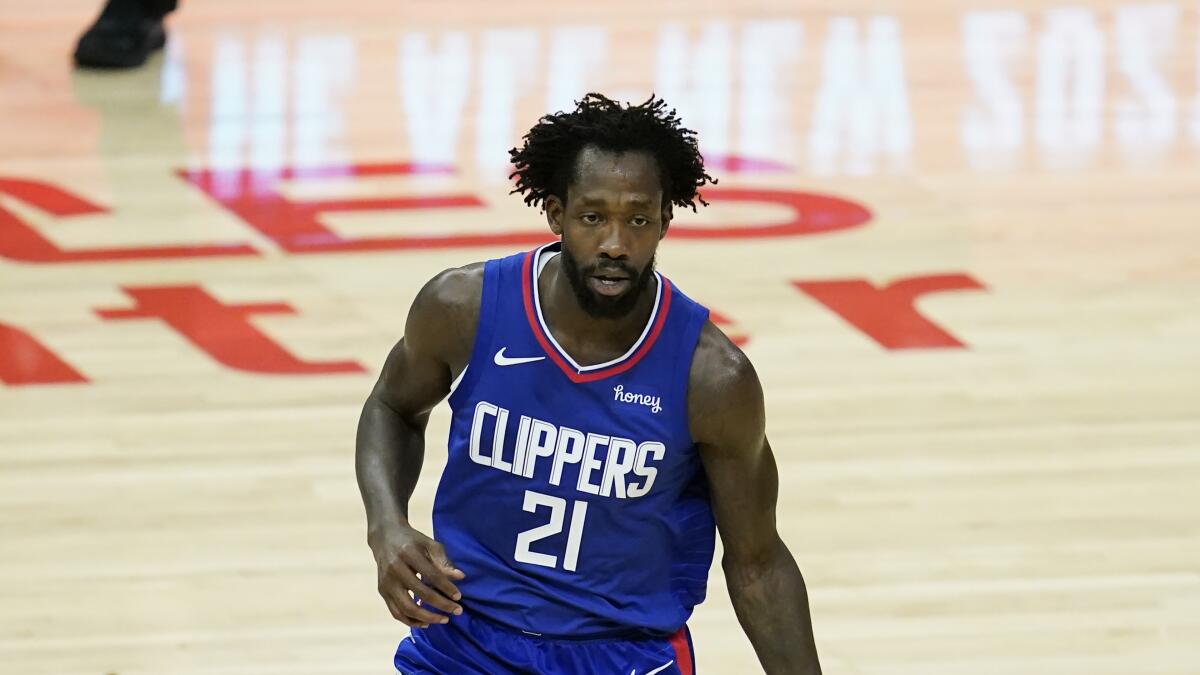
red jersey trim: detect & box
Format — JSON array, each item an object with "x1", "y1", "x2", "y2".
[{"x1": 669, "y1": 627, "x2": 695, "y2": 675}]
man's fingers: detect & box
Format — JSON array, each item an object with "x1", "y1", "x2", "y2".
[
  {"x1": 399, "y1": 555, "x2": 462, "y2": 614},
  {"x1": 403, "y1": 542, "x2": 462, "y2": 602},
  {"x1": 390, "y1": 563, "x2": 457, "y2": 620},
  {"x1": 380, "y1": 565, "x2": 445, "y2": 626},
  {"x1": 429, "y1": 544, "x2": 467, "y2": 583},
  {"x1": 413, "y1": 573, "x2": 463, "y2": 614},
  {"x1": 383, "y1": 595, "x2": 422, "y2": 628},
  {"x1": 410, "y1": 548, "x2": 464, "y2": 603},
  {"x1": 389, "y1": 583, "x2": 448, "y2": 626}
]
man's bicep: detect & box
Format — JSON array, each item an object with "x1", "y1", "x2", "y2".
[
  {"x1": 700, "y1": 432, "x2": 781, "y2": 564},
  {"x1": 370, "y1": 335, "x2": 450, "y2": 422},
  {"x1": 691, "y1": 330, "x2": 781, "y2": 561},
  {"x1": 370, "y1": 273, "x2": 467, "y2": 420}
]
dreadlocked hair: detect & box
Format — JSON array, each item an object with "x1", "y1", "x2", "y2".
[{"x1": 508, "y1": 93, "x2": 716, "y2": 212}]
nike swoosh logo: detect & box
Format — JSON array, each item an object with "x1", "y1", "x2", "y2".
[
  {"x1": 493, "y1": 348, "x2": 546, "y2": 367},
  {"x1": 630, "y1": 659, "x2": 674, "y2": 675}
]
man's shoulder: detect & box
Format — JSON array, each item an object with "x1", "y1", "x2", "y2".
[
  {"x1": 690, "y1": 321, "x2": 757, "y2": 392},
  {"x1": 413, "y1": 262, "x2": 486, "y2": 321},
  {"x1": 687, "y1": 321, "x2": 764, "y2": 441},
  {"x1": 404, "y1": 262, "x2": 486, "y2": 369}
]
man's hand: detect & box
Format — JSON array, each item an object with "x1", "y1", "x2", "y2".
[{"x1": 370, "y1": 523, "x2": 467, "y2": 628}]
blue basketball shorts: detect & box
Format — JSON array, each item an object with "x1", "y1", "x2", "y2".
[{"x1": 393, "y1": 609, "x2": 696, "y2": 675}]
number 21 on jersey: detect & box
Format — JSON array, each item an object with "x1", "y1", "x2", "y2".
[{"x1": 514, "y1": 490, "x2": 588, "y2": 572}]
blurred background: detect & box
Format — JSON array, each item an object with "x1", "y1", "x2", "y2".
[{"x1": 1, "y1": 0, "x2": 1198, "y2": 673}]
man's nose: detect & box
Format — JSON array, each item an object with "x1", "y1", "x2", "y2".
[{"x1": 597, "y1": 222, "x2": 629, "y2": 259}]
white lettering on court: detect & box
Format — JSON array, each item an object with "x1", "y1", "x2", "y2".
[{"x1": 808, "y1": 16, "x2": 911, "y2": 176}]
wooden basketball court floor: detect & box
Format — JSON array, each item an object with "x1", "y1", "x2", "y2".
[{"x1": 2, "y1": 0, "x2": 1198, "y2": 673}]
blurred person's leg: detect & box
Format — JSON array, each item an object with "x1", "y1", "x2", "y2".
[
  {"x1": 70, "y1": 43, "x2": 189, "y2": 246},
  {"x1": 74, "y1": 0, "x2": 178, "y2": 69}
]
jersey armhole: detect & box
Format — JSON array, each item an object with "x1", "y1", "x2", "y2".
[
  {"x1": 447, "y1": 260, "x2": 500, "y2": 410},
  {"x1": 673, "y1": 305, "x2": 710, "y2": 449}
]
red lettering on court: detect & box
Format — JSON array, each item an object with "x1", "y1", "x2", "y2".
[
  {"x1": 709, "y1": 309, "x2": 749, "y2": 347},
  {"x1": 95, "y1": 285, "x2": 364, "y2": 374},
  {"x1": 670, "y1": 188, "x2": 870, "y2": 239},
  {"x1": 178, "y1": 162, "x2": 550, "y2": 253},
  {"x1": 181, "y1": 162, "x2": 869, "y2": 252},
  {"x1": 0, "y1": 177, "x2": 257, "y2": 263},
  {"x1": 793, "y1": 274, "x2": 986, "y2": 349},
  {"x1": 0, "y1": 322, "x2": 88, "y2": 385}
]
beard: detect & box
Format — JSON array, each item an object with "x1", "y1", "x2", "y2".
[{"x1": 559, "y1": 246, "x2": 656, "y2": 320}]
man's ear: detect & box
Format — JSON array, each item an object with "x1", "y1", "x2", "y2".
[
  {"x1": 660, "y1": 202, "x2": 673, "y2": 240},
  {"x1": 546, "y1": 195, "x2": 565, "y2": 236}
]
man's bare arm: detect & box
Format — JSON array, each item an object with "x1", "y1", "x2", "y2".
[
  {"x1": 355, "y1": 263, "x2": 481, "y2": 628},
  {"x1": 689, "y1": 323, "x2": 822, "y2": 674}
]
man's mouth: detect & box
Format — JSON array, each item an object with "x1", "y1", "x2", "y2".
[{"x1": 587, "y1": 272, "x2": 632, "y2": 297}]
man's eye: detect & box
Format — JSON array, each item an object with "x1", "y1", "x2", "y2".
[
  {"x1": 581, "y1": 213, "x2": 601, "y2": 224},
  {"x1": 632, "y1": 216, "x2": 649, "y2": 227}
]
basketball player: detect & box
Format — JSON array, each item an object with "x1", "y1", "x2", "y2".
[{"x1": 356, "y1": 94, "x2": 822, "y2": 674}]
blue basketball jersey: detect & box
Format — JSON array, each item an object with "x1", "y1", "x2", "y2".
[{"x1": 432, "y1": 242, "x2": 716, "y2": 639}]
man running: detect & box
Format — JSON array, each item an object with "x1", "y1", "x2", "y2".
[{"x1": 356, "y1": 93, "x2": 822, "y2": 674}]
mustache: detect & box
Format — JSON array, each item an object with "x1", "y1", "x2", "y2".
[{"x1": 584, "y1": 261, "x2": 637, "y2": 277}]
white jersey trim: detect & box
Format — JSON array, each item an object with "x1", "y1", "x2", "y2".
[{"x1": 449, "y1": 364, "x2": 469, "y2": 396}]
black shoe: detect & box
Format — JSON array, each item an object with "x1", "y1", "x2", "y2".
[{"x1": 73, "y1": 0, "x2": 167, "y2": 69}]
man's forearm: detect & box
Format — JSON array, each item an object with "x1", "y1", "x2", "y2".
[
  {"x1": 726, "y1": 537, "x2": 822, "y2": 675},
  {"x1": 355, "y1": 394, "x2": 427, "y2": 540}
]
